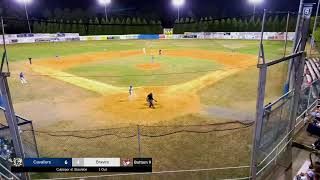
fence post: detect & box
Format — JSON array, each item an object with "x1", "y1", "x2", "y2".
[
  {"x1": 307, "y1": 86, "x2": 312, "y2": 107},
  {"x1": 137, "y1": 125, "x2": 141, "y2": 158},
  {"x1": 30, "y1": 123, "x2": 39, "y2": 158},
  {"x1": 250, "y1": 64, "x2": 267, "y2": 180},
  {"x1": 283, "y1": 12, "x2": 290, "y2": 57}
]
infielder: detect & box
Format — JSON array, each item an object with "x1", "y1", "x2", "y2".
[
  {"x1": 28, "y1": 57, "x2": 32, "y2": 65},
  {"x1": 129, "y1": 85, "x2": 134, "y2": 96},
  {"x1": 19, "y1": 72, "x2": 27, "y2": 85}
]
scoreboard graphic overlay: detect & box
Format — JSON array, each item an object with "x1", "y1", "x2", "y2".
[{"x1": 11, "y1": 158, "x2": 152, "y2": 173}]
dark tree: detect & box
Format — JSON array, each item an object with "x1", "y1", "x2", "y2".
[
  {"x1": 220, "y1": 19, "x2": 226, "y2": 31},
  {"x1": 78, "y1": 19, "x2": 86, "y2": 35},
  {"x1": 52, "y1": 19, "x2": 59, "y2": 33},
  {"x1": 33, "y1": 21, "x2": 41, "y2": 33},
  {"x1": 65, "y1": 20, "x2": 72, "y2": 33},
  {"x1": 88, "y1": 19, "x2": 95, "y2": 35},
  {"x1": 255, "y1": 18, "x2": 262, "y2": 32},
  {"x1": 266, "y1": 17, "x2": 274, "y2": 32},
  {"x1": 71, "y1": 20, "x2": 78, "y2": 33},
  {"x1": 213, "y1": 20, "x2": 220, "y2": 32},
  {"x1": 279, "y1": 17, "x2": 287, "y2": 32},
  {"x1": 237, "y1": 19, "x2": 244, "y2": 32},
  {"x1": 125, "y1": 17, "x2": 132, "y2": 34},
  {"x1": 231, "y1": 18, "x2": 238, "y2": 32},
  {"x1": 248, "y1": 19, "x2": 255, "y2": 32},
  {"x1": 272, "y1": 16, "x2": 280, "y2": 32},
  {"x1": 58, "y1": 19, "x2": 65, "y2": 33}
]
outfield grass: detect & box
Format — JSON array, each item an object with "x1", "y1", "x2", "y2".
[
  {"x1": 2, "y1": 39, "x2": 291, "y2": 62},
  {"x1": 66, "y1": 55, "x2": 224, "y2": 86},
  {"x1": 200, "y1": 63, "x2": 288, "y2": 110}
]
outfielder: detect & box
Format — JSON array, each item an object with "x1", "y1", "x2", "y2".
[{"x1": 142, "y1": 48, "x2": 146, "y2": 56}]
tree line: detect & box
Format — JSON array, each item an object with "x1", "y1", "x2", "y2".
[
  {"x1": 31, "y1": 17, "x2": 163, "y2": 35},
  {"x1": 4, "y1": 14, "x2": 308, "y2": 35},
  {"x1": 174, "y1": 15, "x2": 297, "y2": 33}
]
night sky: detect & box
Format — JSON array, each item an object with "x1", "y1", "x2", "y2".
[{"x1": 1, "y1": 0, "x2": 317, "y2": 27}]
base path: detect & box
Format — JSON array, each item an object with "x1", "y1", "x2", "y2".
[{"x1": 31, "y1": 65, "x2": 127, "y2": 95}]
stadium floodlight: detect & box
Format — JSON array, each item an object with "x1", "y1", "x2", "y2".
[
  {"x1": 248, "y1": 0, "x2": 263, "y2": 21},
  {"x1": 98, "y1": 0, "x2": 112, "y2": 22},
  {"x1": 16, "y1": 0, "x2": 32, "y2": 33},
  {"x1": 172, "y1": 0, "x2": 185, "y2": 21}
]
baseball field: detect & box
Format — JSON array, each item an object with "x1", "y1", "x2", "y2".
[{"x1": 1, "y1": 39, "x2": 291, "y2": 179}]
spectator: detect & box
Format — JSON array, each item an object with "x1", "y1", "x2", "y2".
[
  {"x1": 304, "y1": 113, "x2": 310, "y2": 125},
  {"x1": 0, "y1": 137, "x2": 14, "y2": 161},
  {"x1": 296, "y1": 172, "x2": 308, "y2": 180},
  {"x1": 307, "y1": 165, "x2": 315, "y2": 180}
]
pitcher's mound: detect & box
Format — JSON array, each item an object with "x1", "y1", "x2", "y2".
[{"x1": 136, "y1": 63, "x2": 161, "y2": 70}]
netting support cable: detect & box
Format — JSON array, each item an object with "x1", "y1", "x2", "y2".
[{"x1": 137, "y1": 125, "x2": 141, "y2": 158}]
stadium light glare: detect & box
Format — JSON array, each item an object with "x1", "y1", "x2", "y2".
[
  {"x1": 172, "y1": 0, "x2": 185, "y2": 21},
  {"x1": 172, "y1": 0, "x2": 185, "y2": 7},
  {"x1": 98, "y1": 0, "x2": 111, "y2": 5},
  {"x1": 248, "y1": 0, "x2": 263, "y2": 4},
  {"x1": 98, "y1": 0, "x2": 111, "y2": 22},
  {"x1": 15, "y1": 0, "x2": 32, "y2": 33},
  {"x1": 16, "y1": 0, "x2": 32, "y2": 4},
  {"x1": 248, "y1": 0, "x2": 263, "y2": 21}
]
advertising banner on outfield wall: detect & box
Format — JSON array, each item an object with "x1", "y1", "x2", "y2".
[
  {"x1": 0, "y1": 32, "x2": 295, "y2": 45},
  {"x1": 183, "y1": 32, "x2": 295, "y2": 40},
  {"x1": 0, "y1": 33, "x2": 80, "y2": 44}
]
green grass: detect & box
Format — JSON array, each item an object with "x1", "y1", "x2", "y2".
[
  {"x1": 2, "y1": 39, "x2": 291, "y2": 62},
  {"x1": 66, "y1": 55, "x2": 224, "y2": 86},
  {"x1": 200, "y1": 62, "x2": 288, "y2": 111}
]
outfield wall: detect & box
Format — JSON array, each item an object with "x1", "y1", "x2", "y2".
[
  {"x1": 0, "y1": 32, "x2": 295, "y2": 44},
  {"x1": 0, "y1": 33, "x2": 80, "y2": 45},
  {"x1": 80, "y1": 32, "x2": 295, "y2": 41}
]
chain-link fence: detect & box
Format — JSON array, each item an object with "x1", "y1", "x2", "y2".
[
  {"x1": 252, "y1": 56, "x2": 320, "y2": 179},
  {"x1": 253, "y1": 80, "x2": 320, "y2": 179},
  {"x1": 27, "y1": 121, "x2": 253, "y2": 179},
  {"x1": 0, "y1": 107, "x2": 38, "y2": 171}
]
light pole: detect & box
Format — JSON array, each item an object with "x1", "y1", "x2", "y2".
[
  {"x1": 248, "y1": 0, "x2": 263, "y2": 21},
  {"x1": 98, "y1": 0, "x2": 111, "y2": 22},
  {"x1": 16, "y1": 0, "x2": 32, "y2": 33},
  {"x1": 172, "y1": 0, "x2": 185, "y2": 21}
]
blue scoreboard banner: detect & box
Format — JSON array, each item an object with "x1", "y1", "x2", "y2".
[
  {"x1": 11, "y1": 158, "x2": 152, "y2": 173},
  {"x1": 23, "y1": 158, "x2": 72, "y2": 167}
]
